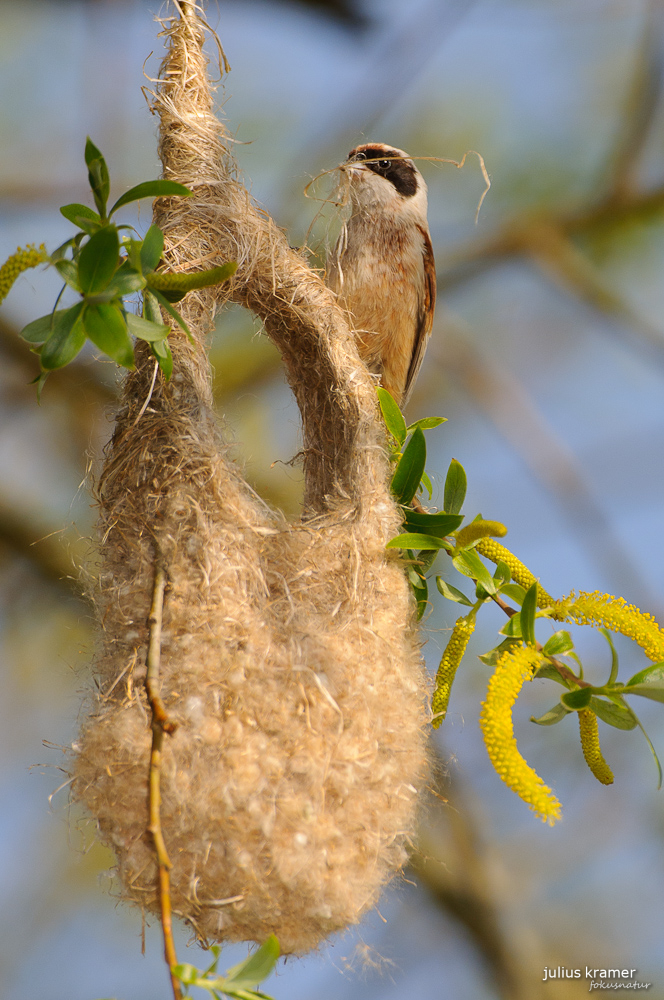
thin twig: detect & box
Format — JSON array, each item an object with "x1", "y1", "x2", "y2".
[
  {"x1": 488, "y1": 591, "x2": 589, "y2": 687},
  {"x1": 144, "y1": 553, "x2": 181, "y2": 1000},
  {"x1": 490, "y1": 592, "x2": 515, "y2": 618},
  {"x1": 145, "y1": 558, "x2": 177, "y2": 733}
]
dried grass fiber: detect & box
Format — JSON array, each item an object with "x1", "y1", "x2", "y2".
[{"x1": 72, "y1": 4, "x2": 429, "y2": 955}]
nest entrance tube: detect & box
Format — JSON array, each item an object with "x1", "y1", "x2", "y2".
[{"x1": 72, "y1": 5, "x2": 429, "y2": 955}]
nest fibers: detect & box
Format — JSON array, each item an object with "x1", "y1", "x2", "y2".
[{"x1": 72, "y1": 5, "x2": 429, "y2": 955}]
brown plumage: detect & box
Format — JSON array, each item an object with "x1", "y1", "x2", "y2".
[{"x1": 327, "y1": 143, "x2": 436, "y2": 407}]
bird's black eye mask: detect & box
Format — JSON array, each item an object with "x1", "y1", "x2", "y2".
[{"x1": 347, "y1": 147, "x2": 418, "y2": 197}]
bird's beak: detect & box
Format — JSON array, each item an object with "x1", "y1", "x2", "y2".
[{"x1": 341, "y1": 162, "x2": 366, "y2": 179}]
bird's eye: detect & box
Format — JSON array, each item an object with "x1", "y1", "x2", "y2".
[{"x1": 378, "y1": 159, "x2": 391, "y2": 170}]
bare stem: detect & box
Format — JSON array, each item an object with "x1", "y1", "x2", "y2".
[
  {"x1": 145, "y1": 560, "x2": 177, "y2": 733},
  {"x1": 145, "y1": 553, "x2": 181, "y2": 1000},
  {"x1": 489, "y1": 590, "x2": 589, "y2": 687}
]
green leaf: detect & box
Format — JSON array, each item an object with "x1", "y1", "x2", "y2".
[
  {"x1": 417, "y1": 548, "x2": 439, "y2": 572},
  {"x1": 83, "y1": 304, "x2": 135, "y2": 368},
  {"x1": 143, "y1": 289, "x2": 163, "y2": 325},
  {"x1": 60, "y1": 202, "x2": 101, "y2": 234},
  {"x1": 126, "y1": 311, "x2": 170, "y2": 342},
  {"x1": 203, "y1": 945, "x2": 222, "y2": 976},
  {"x1": 224, "y1": 935, "x2": 280, "y2": 989},
  {"x1": 500, "y1": 583, "x2": 526, "y2": 605},
  {"x1": 391, "y1": 427, "x2": 426, "y2": 505},
  {"x1": 452, "y1": 547, "x2": 496, "y2": 595},
  {"x1": 20, "y1": 310, "x2": 69, "y2": 345},
  {"x1": 41, "y1": 302, "x2": 86, "y2": 369},
  {"x1": 84, "y1": 136, "x2": 105, "y2": 170},
  {"x1": 122, "y1": 237, "x2": 142, "y2": 270},
  {"x1": 50, "y1": 236, "x2": 77, "y2": 262},
  {"x1": 623, "y1": 680, "x2": 664, "y2": 704},
  {"x1": 455, "y1": 518, "x2": 507, "y2": 550},
  {"x1": 624, "y1": 702, "x2": 662, "y2": 788},
  {"x1": 436, "y1": 577, "x2": 473, "y2": 606},
  {"x1": 478, "y1": 637, "x2": 521, "y2": 666},
  {"x1": 531, "y1": 703, "x2": 570, "y2": 726},
  {"x1": 99, "y1": 270, "x2": 145, "y2": 298},
  {"x1": 172, "y1": 963, "x2": 200, "y2": 985},
  {"x1": 54, "y1": 258, "x2": 82, "y2": 292},
  {"x1": 520, "y1": 582, "x2": 538, "y2": 646},
  {"x1": 493, "y1": 561, "x2": 511, "y2": 587},
  {"x1": 153, "y1": 286, "x2": 187, "y2": 303},
  {"x1": 408, "y1": 562, "x2": 429, "y2": 621},
  {"x1": 387, "y1": 532, "x2": 450, "y2": 551},
  {"x1": 402, "y1": 510, "x2": 463, "y2": 537},
  {"x1": 500, "y1": 613, "x2": 522, "y2": 638},
  {"x1": 561, "y1": 687, "x2": 592, "y2": 710},
  {"x1": 377, "y1": 386, "x2": 407, "y2": 445},
  {"x1": 151, "y1": 337, "x2": 173, "y2": 380},
  {"x1": 475, "y1": 581, "x2": 493, "y2": 601},
  {"x1": 60, "y1": 202, "x2": 100, "y2": 224},
  {"x1": 85, "y1": 137, "x2": 110, "y2": 217},
  {"x1": 402, "y1": 509, "x2": 462, "y2": 528},
  {"x1": 405, "y1": 416, "x2": 447, "y2": 433},
  {"x1": 420, "y1": 470, "x2": 433, "y2": 498},
  {"x1": 223, "y1": 991, "x2": 275, "y2": 1000},
  {"x1": 150, "y1": 287, "x2": 193, "y2": 341},
  {"x1": 444, "y1": 459, "x2": 467, "y2": 515},
  {"x1": 542, "y1": 630, "x2": 574, "y2": 657},
  {"x1": 109, "y1": 180, "x2": 192, "y2": 216},
  {"x1": 82, "y1": 264, "x2": 145, "y2": 303},
  {"x1": 598, "y1": 628, "x2": 620, "y2": 685},
  {"x1": 140, "y1": 224, "x2": 165, "y2": 272},
  {"x1": 78, "y1": 226, "x2": 119, "y2": 295},
  {"x1": 534, "y1": 661, "x2": 570, "y2": 685},
  {"x1": 590, "y1": 696, "x2": 636, "y2": 730},
  {"x1": 625, "y1": 661, "x2": 664, "y2": 694},
  {"x1": 30, "y1": 370, "x2": 49, "y2": 401},
  {"x1": 568, "y1": 651, "x2": 585, "y2": 677}
]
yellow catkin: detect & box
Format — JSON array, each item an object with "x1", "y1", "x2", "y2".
[
  {"x1": 560, "y1": 591, "x2": 664, "y2": 664},
  {"x1": 480, "y1": 645, "x2": 562, "y2": 824},
  {"x1": 0, "y1": 244, "x2": 48, "y2": 304},
  {"x1": 475, "y1": 538, "x2": 557, "y2": 611},
  {"x1": 148, "y1": 270, "x2": 198, "y2": 291},
  {"x1": 148, "y1": 264, "x2": 235, "y2": 293},
  {"x1": 431, "y1": 614, "x2": 475, "y2": 728},
  {"x1": 577, "y1": 710, "x2": 614, "y2": 785}
]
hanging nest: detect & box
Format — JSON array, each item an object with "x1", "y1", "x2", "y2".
[{"x1": 72, "y1": 4, "x2": 429, "y2": 956}]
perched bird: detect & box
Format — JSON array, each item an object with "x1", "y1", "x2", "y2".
[{"x1": 326, "y1": 142, "x2": 436, "y2": 407}]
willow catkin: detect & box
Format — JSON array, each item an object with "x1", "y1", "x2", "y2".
[
  {"x1": 577, "y1": 710, "x2": 614, "y2": 785},
  {"x1": 71, "y1": 4, "x2": 429, "y2": 956},
  {"x1": 480, "y1": 645, "x2": 562, "y2": 825},
  {"x1": 475, "y1": 538, "x2": 556, "y2": 609},
  {"x1": 0, "y1": 243, "x2": 48, "y2": 303},
  {"x1": 431, "y1": 614, "x2": 475, "y2": 728}
]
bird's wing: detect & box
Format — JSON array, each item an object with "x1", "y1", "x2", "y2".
[{"x1": 402, "y1": 225, "x2": 436, "y2": 406}]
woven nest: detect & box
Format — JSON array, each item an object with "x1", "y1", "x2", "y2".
[{"x1": 72, "y1": 5, "x2": 429, "y2": 955}]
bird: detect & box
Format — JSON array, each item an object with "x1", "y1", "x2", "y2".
[{"x1": 326, "y1": 142, "x2": 436, "y2": 408}]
